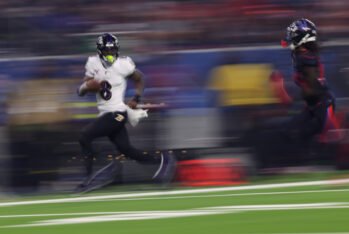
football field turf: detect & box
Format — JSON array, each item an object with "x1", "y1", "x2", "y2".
[{"x1": 1, "y1": 176, "x2": 349, "y2": 234}]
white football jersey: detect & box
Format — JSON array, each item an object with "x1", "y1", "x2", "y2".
[{"x1": 84, "y1": 55, "x2": 136, "y2": 115}]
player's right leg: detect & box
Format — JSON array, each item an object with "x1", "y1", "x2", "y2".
[
  {"x1": 75, "y1": 112, "x2": 125, "y2": 193},
  {"x1": 75, "y1": 160, "x2": 121, "y2": 194},
  {"x1": 109, "y1": 123, "x2": 177, "y2": 184}
]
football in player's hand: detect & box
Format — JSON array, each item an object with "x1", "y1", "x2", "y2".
[{"x1": 86, "y1": 79, "x2": 101, "y2": 92}]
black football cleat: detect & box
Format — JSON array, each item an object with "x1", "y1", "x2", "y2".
[
  {"x1": 152, "y1": 151, "x2": 177, "y2": 185},
  {"x1": 74, "y1": 160, "x2": 121, "y2": 194}
]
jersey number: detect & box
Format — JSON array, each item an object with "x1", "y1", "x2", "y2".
[{"x1": 99, "y1": 81, "x2": 112, "y2": 100}]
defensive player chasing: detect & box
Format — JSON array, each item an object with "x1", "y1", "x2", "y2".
[
  {"x1": 76, "y1": 33, "x2": 176, "y2": 193},
  {"x1": 280, "y1": 19, "x2": 338, "y2": 145}
]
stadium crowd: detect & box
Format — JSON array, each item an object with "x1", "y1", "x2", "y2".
[{"x1": 1, "y1": 0, "x2": 349, "y2": 56}]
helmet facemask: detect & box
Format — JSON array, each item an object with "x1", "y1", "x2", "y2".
[
  {"x1": 101, "y1": 44, "x2": 118, "y2": 64},
  {"x1": 97, "y1": 33, "x2": 120, "y2": 65}
]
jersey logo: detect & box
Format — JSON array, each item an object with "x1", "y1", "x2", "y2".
[{"x1": 115, "y1": 114, "x2": 125, "y2": 122}]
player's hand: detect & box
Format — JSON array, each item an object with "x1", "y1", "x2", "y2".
[
  {"x1": 127, "y1": 100, "x2": 138, "y2": 109},
  {"x1": 127, "y1": 94, "x2": 141, "y2": 109}
]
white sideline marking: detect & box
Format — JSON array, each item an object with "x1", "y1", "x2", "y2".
[
  {"x1": 98, "y1": 188, "x2": 349, "y2": 202},
  {"x1": 4, "y1": 202, "x2": 349, "y2": 228},
  {"x1": 0, "y1": 189, "x2": 348, "y2": 219},
  {"x1": 1, "y1": 188, "x2": 349, "y2": 219},
  {"x1": 0, "y1": 212, "x2": 141, "y2": 218},
  {"x1": 0, "y1": 178, "x2": 349, "y2": 207}
]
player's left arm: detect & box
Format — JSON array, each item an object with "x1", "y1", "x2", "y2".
[{"x1": 127, "y1": 69, "x2": 144, "y2": 108}]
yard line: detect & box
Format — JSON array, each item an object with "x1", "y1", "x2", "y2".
[
  {"x1": 0, "y1": 178, "x2": 349, "y2": 207},
  {"x1": 3, "y1": 202, "x2": 349, "y2": 228}
]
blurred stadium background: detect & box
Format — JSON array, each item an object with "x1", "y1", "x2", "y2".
[{"x1": 0, "y1": 0, "x2": 349, "y2": 196}]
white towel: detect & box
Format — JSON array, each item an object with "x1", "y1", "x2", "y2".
[{"x1": 126, "y1": 106, "x2": 148, "y2": 127}]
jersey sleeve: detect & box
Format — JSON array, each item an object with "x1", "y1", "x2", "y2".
[
  {"x1": 84, "y1": 57, "x2": 96, "y2": 78},
  {"x1": 121, "y1": 56, "x2": 136, "y2": 77}
]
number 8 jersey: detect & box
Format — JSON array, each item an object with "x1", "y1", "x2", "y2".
[{"x1": 84, "y1": 55, "x2": 136, "y2": 115}]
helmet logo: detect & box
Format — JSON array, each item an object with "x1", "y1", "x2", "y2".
[{"x1": 105, "y1": 42, "x2": 114, "y2": 47}]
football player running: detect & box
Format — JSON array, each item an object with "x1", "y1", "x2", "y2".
[
  {"x1": 280, "y1": 19, "x2": 337, "y2": 145},
  {"x1": 76, "y1": 33, "x2": 176, "y2": 193}
]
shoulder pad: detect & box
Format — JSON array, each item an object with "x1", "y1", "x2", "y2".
[
  {"x1": 118, "y1": 56, "x2": 136, "y2": 76},
  {"x1": 85, "y1": 55, "x2": 100, "y2": 77},
  {"x1": 86, "y1": 55, "x2": 100, "y2": 66}
]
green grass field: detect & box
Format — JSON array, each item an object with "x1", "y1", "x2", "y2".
[{"x1": 1, "y1": 173, "x2": 349, "y2": 234}]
